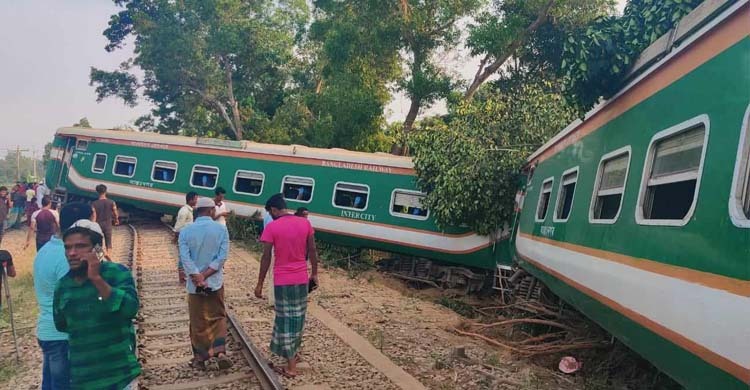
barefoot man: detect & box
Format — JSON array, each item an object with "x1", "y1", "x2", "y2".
[{"x1": 255, "y1": 193, "x2": 319, "y2": 378}]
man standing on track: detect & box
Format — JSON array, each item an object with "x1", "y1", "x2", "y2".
[
  {"x1": 255, "y1": 194, "x2": 319, "y2": 378},
  {"x1": 178, "y1": 197, "x2": 232, "y2": 370},
  {"x1": 263, "y1": 209, "x2": 276, "y2": 306},
  {"x1": 53, "y1": 219, "x2": 140, "y2": 389},
  {"x1": 175, "y1": 191, "x2": 198, "y2": 284},
  {"x1": 0, "y1": 187, "x2": 10, "y2": 244},
  {"x1": 213, "y1": 187, "x2": 229, "y2": 226},
  {"x1": 25, "y1": 196, "x2": 59, "y2": 251},
  {"x1": 91, "y1": 184, "x2": 119, "y2": 256},
  {"x1": 33, "y1": 202, "x2": 93, "y2": 390}
]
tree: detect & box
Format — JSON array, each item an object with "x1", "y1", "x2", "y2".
[
  {"x1": 411, "y1": 77, "x2": 576, "y2": 234},
  {"x1": 73, "y1": 117, "x2": 92, "y2": 128},
  {"x1": 308, "y1": 0, "x2": 403, "y2": 149},
  {"x1": 464, "y1": 0, "x2": 615, "y2": 101},
  {"x1": 561, "y1": 0, "x2": 703, "y2": 114},
  {"x1": 91, "y1": 0, "x2": 309, "y2": 140},
  {"x1": 395, "y1": 0, "x2": 482, "y2": 154}
]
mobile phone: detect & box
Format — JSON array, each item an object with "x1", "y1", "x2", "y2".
[{"x1": 93, "y1": 244, "x2": 105, "y2": 263}]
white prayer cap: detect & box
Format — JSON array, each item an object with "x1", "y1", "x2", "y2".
[
  {"x1": 69, "y1": 219, "x2": 104, "y2": 238},
  {"x1": 195, "y1": 197, "x2": 215, "y2": 209}
]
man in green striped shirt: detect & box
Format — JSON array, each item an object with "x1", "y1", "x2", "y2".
[{"x1": 53, "y1": 220, "x2": 140, "y2": 389}]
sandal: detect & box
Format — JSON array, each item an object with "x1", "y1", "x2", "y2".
[
  {"x1": 189, "y1": 358, "x2": 205, "y2": 370},
  {"x1": 273, "y1": 366, "x2": 298, "y2": 378},
  {"x1": 217, "y1": 354, "x2": 233, "y2": 370}
]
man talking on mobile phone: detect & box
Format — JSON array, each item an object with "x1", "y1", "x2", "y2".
[{"x1": 53, "y1": 220, "x2": 140, "y2": 389}]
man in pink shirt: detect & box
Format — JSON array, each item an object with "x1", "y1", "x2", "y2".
[{"x1": 254, "y1": 194, "x2": 319, "y2": 378}]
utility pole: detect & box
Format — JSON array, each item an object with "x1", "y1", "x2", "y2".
[{"x1": 1, "y1": 147, "x2": 30, "y2": 182}]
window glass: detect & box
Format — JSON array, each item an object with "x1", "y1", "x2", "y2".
[
  {"x1": 191, "y1": 165, "x2": 218, "y2": 189},
  {"x1": 391, "y1": 190, "x2": 428, "y2": 218},
  {"x1": 92, "y1": 153, "x2": 107, "y2": 174},
  {"x1": 651, "y1": 129, "x2": 704, "y2": 178},
  {"x1": 333, "y1": 183, "x2": 369, "y2": 210},
  {"x1": 234, "y1": 171, "x2": 264, "y2": 195},
  {"x1": 282, "y1": 177, "x2": 313, "y2": 202},
  {"x1": 152, "y1": 161, "x2": 177, "y2": 183},
  {"x1": 744, "y1": 159, "x2": 750, "y2": 219},
  {"x1": 644, "y1": 126, "x2": 705, "y2": 220},
  {"x1": 593, "y1": 153, "x2": 629, "y2": 221},
  {"x1": 76, "y1": 139, "x2": 88, "y2": 151},
  {"x1": 536, "y1": 179, "x2": 553, "y2": 220},
  {"x1": 113, "y1": 156, "x2": 137, "y2": 177},
  {"x1": 555, "y1": 171, "x2": 578, "y2": 221}
]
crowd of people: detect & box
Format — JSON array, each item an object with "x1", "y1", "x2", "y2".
[
  {"x1": 0, "y1": 182, "x2": 319, "y2": 389},
  {"x1": 0, "y1": 180, "x2": 51, "y2": 245}
]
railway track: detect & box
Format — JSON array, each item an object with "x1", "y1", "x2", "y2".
[{"x1": 112, "y1": 224, "x2": 283, "y2": 390}]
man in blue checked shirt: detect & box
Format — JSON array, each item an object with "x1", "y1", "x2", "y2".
[{"x1": 178, "y1": 197, "x2": 232, "y2": 370}]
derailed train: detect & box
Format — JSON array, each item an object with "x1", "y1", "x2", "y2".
[{"x1": 46, "y1": 1, "x2": 749, "y2": 388}]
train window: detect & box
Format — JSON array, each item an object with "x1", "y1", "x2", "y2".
[
  {"x1": 554, "y1": 168, "x2": 578, "y2": 222},
  {"x1": 590, "y1": 148, "x2": 631, "y2": 223},
  {"x1": 113, "y1": 156, "x2": 137, "y2": 178},
  {"x1": 535, "y1": 177, "x2": 554, "y2": 222},
  {"x1": 75, "y1": 139, "x2": 88, "y2": 151},
  {"x1": 91, "y1": 153, "x2": 107, "y2": 174},
  {"x1": 637, "y1": 117, "x2": 708, "y2": 225},
  {"x1": 151, "y1": 161, "x2": 177, "y2": 184},
  {"x1": 390, "y1": 189, "x2": 428, "y2": 220},
  {"x1": 333, "y1": 182, "x2": 369, "y2": 210},
  {"x1": 730, "y1": 104, "x2": 750, "y2": 227},
  {"x1": 190, "y1": 165, "x2": 219, "y2": 189},
  {"x1": 234, "y1": 170, "x2": 264, "y2": 195},
  {"x1": 282, "y1": 176, "x2": 314, "y2": 203}
]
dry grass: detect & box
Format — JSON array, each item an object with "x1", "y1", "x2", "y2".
[{"x1": 0, "y1": 227, "x2": 41, "y2": 384}]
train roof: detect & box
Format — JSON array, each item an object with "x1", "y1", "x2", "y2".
[
  {"x1": 527, "y1": 0, "x2": 744, "y2": 165},
  {"x1": 55, "y1": 127, "x2": 415, "y2": 170}
]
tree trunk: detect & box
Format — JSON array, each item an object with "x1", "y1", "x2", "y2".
[
  {"x1": 397, "y1": 97, "x2": 421, "y2": 155},
  {"x1": 463, "y1": 0, "x2": 556, "y2": 101},
  {"x1": 225, "y1": 61, "x2": 244, "y2": 140}
]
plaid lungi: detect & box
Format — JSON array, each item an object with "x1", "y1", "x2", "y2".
[
  {"x1": 188, "y1": 287, "x2": 228, "y2": 361},
  {"x1": 270, "y1": 284, "x2": 308, "y2": 359}
]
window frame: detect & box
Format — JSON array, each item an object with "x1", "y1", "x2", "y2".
[
  {"x1": 280, "y1": 175, "x2": 315, "y2": 204},
  {"x1": 75, "y1": 139, "x2": 88, "y2": 151},
  {"x1": 91, "y1": 153, "x2": 108, "y2": 174},
  {"x1": 635, "y1": 115, "x2": 710, "y2": 227},
  {"x1": 588, "y1": 146, "x2": 632, "y2": 224},
  {"x1": 729, "y1": 103, "x2": 750, "y2": 228},
  {"x1": 332, "y1": 181, "x2": 371, "y2": 211},
  {"x1": 535, "y1": 177, "x2": 555, "y2": 223},
  {"x1": 389, "y1": 189, "x2": 429, "y2": 221},
  {"x1": 553, "y1": 167, "x2": 579, "y2": 223},
  {"x1": 151, "y1": 160, "x2": 178, "y2": 184},
  {"x1": 112, "y1": 155, "x2": 138, "y2": 178},
  {"x1": 233, "y1": 170, "x2": 265, "y2": 196},
  {"x1": 189, "y1": 164, "x2": 220, "y2": 190}
]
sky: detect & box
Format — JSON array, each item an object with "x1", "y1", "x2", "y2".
[{"x1": 0, "y1": 0, "x2": 628, "y2": 157}]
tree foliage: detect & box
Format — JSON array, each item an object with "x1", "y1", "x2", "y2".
[
  {"x1": 411, "y1": 78, "x2": 576, "y2": 234},
  {"x1": 561, "y1": 0, "x2": 704, "y2": 114},
  {"x1": 92, "y1": 0, "x2": 309, "y2": 140},
  {"x1": 464, "y1": 0, "x2": 615, "y2": 100}
]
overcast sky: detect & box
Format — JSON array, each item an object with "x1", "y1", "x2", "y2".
[{"x1": 0, "y1": 1, "x2": 627, "y2": 157}]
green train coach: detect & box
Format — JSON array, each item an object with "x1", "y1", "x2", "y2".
[
  {"x1": 45, "y1": 126, "x2": 513, "y2": 290},
  {"x1": 516, "y1": 1, "x2": 749, "y2": 388}
]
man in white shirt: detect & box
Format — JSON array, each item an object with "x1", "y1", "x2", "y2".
[
  {"x1": 213, "y1": 187, "x2": 229, "y2": 226},
  {"x1": 175, "y1": 192, "x2": 198, "y2": 233},
  {"x1": 36, "y1": 181, "x2": 50, "y2": 209},
  {"x1": 175, "y1": 191, "x2": 197, "y2": 284}
]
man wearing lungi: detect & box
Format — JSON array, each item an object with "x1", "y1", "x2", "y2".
[
  {"x1": 178, "y1": 197, "x2": 232, "y2": 370},
  {"x1": 255, "y1": 194, "x2": 319, "y2": 378}
]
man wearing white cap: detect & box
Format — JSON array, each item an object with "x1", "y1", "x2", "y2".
[
  {"x1": 178, "y1": 197, "x2": 232, "y2": 369},
  {"x1": 53, "y1": 219, "x2": 140, "y2": 389}
]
